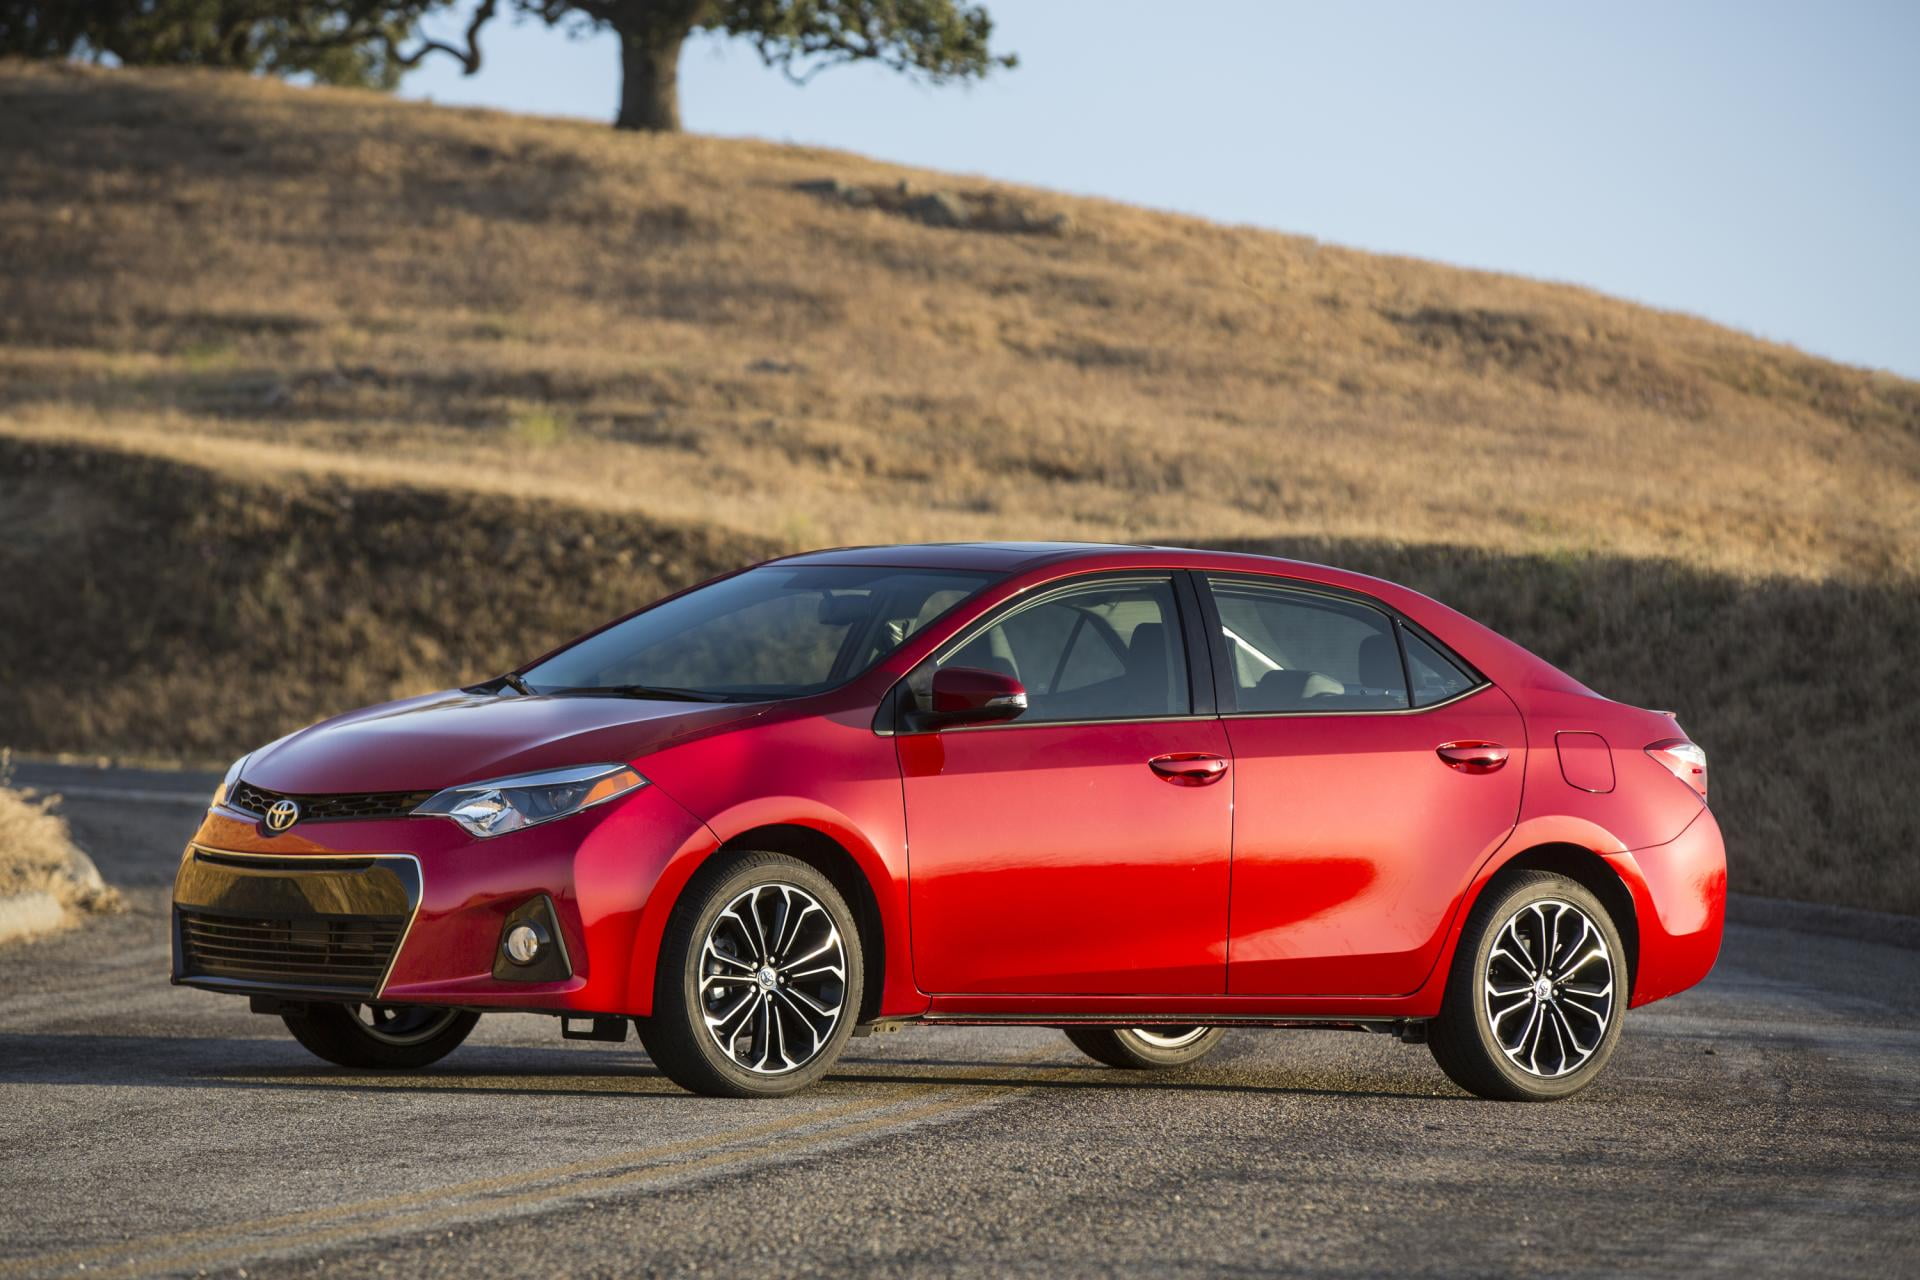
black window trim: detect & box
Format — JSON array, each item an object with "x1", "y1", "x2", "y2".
[
  {"x1": 884, "y1": 570, "x2": 1212, "y2": 735},
  {"x1": 1192, "y1": 572, "x2": 1490, "y2": 718}
]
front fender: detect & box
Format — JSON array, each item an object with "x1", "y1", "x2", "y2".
[{"x1": 618, "y1": 794, "x2": 925, "y2": 1020}]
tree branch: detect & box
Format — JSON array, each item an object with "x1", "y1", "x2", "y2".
[
  {"x1": 388, "y1": 0, "x2": 497, "y2": 72},
  {"x1": 285, "y1": 1, "x2": 500, "y2": 77}
]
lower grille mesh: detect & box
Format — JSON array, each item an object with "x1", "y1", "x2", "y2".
[{"x1": 178, "y1": 911, "x2": 404, "y2": 996}]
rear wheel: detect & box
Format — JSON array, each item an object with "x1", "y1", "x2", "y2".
[
  {"x1": 1065, "y1": 1025, "x2": 1226, "y2": 1069},
  {"x1": 637, "y1": 852, "x2": 864, "y2": 1098},
  {"x1": 281, "y1": 1003, "x2": 479, "y2": 1069},
  {"x1": 1428, "y1": 871, "x2": 1626, "y2": 1101}
]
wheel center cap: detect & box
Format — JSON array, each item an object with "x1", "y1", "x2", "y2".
[
  {"x1": 1533, "y1": 976, "x2": 1554, "y2": 1001},
  {"x1": 756, "y1": 966, "x2": 779, "y2": 992}
]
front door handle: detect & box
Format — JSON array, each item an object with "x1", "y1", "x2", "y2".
[
  {"x1": 1437, "y1": 741, "x2": 1509, "y2": 773},
  {"x1": 1149, "y1": 753, "x2": 1230, "y2": 786}
]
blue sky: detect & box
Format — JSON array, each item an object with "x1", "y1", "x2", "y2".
[{"x1": 402, "y1": 1, "x2": 1920, "y2": 379}]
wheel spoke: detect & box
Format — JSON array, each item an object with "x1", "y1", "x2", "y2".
[
  {"x1": 1557, "y1": 944, "x2": 1610, "y2": 981},
  {"x1": 705, "y1": 988, "x2": 758, "y2": 1037},
  {"x1": 1548, "y1": 1002, "x2": 1591, "y2": 1055},
  {"x1": 1512, "y1": 1000, "x2": 1543, "y2": 1063},
  {"x1": 1559, "y1": 989, "x2": 1611, "y2": 1024},
  {"x1": 778, "y1": 934, "x2": 839, "y2": 974},
  {"x1": 1487, "y1": 991, "x2": 1533, "y2": 1032},
  {"x1": 773, "y1": 988, "x2": 833, "y2": 1051},
  {"x1": 780, "y1": 983, "x2": 841, "y2": 1021},
  {"x1": 703, "y1": 943, "x2": 756, "y2": 973},
  {"x1": 773, "y1": 890, "x2": 819, "y2": 962}
]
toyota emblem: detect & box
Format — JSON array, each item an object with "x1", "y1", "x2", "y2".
[{"x1": 264, "y1": 798, "x2": 301, "y2": 833}]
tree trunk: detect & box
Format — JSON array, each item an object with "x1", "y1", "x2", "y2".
[{"x1": 615, "y1": 21, "x2": 691, "y2": 132}]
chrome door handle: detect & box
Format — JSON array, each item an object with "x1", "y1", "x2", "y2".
[
  {"x1": 1437, "y1": 741, "x2": 1509, "y2": 773},
  {"x1": 1148, "y1": 753, "x2": 1230, "y2": 786}
]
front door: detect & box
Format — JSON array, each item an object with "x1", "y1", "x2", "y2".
[
  {"x1": 900, "y1": 575, "x2": 1233, "y2": 995},
  {"x1": 1199, "y1": 575, "x2": 1526, "y2": 996}
]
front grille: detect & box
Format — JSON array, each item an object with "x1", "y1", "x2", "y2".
[
  {"x1": 178, "y1": 910, "x2": 405, "y2": 995},
  {"x1": 228, "y1": 780, "x2": 433, "y2": 822}
]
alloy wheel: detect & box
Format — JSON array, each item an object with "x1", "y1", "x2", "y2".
[
  {"x1": 1482, "y1": 899, "x2": 1615, "y2": 1078},
  {"x1": 698, "y1": 882, "x2": 848, "y2": 1075},
  {"x1": 1128, "y1": 1026, "x2": 1211, "y2": 1050}
]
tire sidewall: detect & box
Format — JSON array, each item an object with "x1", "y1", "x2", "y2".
[
  {"x1": 282, "y1": 1004, "x2": 479, "y2": 1069},
  {"x1": 1113, "y1": 1027, "x2": 1227, "y2": 1067},
  {"x1": 1063, "y1": 1026, "x2": 1227, "y2": 1069},
  {"x1": 1460, "y1": 877, "x2": 1627, "y2": 1100},
  {"x1": 666, "y1": 855, "x2": 864, "y2": 1097}
]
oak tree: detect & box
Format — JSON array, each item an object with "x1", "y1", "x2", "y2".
[
  {"x1": 0, "y1": 1, "x2": 486, "y2": 89},
  {"x1": 518, "y1": 0, "x2": 1014, "y2": 132}
]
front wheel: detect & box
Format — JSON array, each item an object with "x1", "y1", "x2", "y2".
[
  {"x1": 1428, "y1": 871, "x2": 1627, "y2": 1101},
  {"x1": 281, "y1": 1003, "x2": 479, "y2": 1069},
  {"x1": 637, "y1": 852, "x2": 864, "y2": 1098},
  {"x1": 1065, "y1": 1026, "x2": 1227, "y2": 1069}
]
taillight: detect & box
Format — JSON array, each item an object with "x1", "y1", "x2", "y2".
[{"x1": 1646, "y1": 738, "x2": 1707, "y2": 801}]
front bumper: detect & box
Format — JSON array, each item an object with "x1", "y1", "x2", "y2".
[
  {"x1": 173, "y1": 847, "x2": 422, "y2": 1000},
  {"x1": 170, "y1": 780, "x2": 715, "y2": 1014}
]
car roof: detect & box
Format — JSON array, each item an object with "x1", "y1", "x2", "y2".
[
  {"x1": 770, "y1": 541, "x2": 1160, "y2": 571},
  {"x1": 768, "y1": 540, "x2": 1351, "y2": 577}
]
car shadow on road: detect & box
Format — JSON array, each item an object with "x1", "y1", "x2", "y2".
[{"x1": 0, "y1": 1032, "x2": 1459, "y2": 1103}]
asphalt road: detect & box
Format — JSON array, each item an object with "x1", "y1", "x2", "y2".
[{"x1": 2, "y1": 761, "x2": 1916, "y2": 1278}]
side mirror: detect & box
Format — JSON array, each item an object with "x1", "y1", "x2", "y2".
[{"x1": 928, "y1": 667, "x2": 1028, "y2": 726}]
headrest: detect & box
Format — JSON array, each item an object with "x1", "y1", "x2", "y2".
[{"x1": 1358, "y1": 634, "x2": 1400, "y2": 689}]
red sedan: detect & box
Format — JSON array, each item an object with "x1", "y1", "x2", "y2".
[{"x1": 173, "y1": 543, "x2": 1724, "y2": 1100}]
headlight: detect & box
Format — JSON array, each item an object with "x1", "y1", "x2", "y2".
[
  {"x1": 210, "y1": 755, "x2": 249, "y2": 812},
  {"x1": 413, "y1": 763, "x2": 647, "y2": 839}
]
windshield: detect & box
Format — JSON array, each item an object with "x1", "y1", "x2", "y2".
[{"x1": 522, "y1": 565, "x2": 998, "y2": 700}]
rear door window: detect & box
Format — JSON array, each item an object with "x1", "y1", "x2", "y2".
[{"x1": 1205, "y1": 579, "x2": 1410, "y2": 712}]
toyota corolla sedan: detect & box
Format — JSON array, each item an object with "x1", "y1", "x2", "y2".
[{"x1": 173, "y1": 543, "x2": 1724, "y2": 1100}]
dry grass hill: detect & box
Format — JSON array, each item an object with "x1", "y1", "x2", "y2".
[{"x1": 1, "y1": 60, "x2": 1916, "y2": 912}]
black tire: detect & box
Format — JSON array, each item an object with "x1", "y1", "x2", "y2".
[
  {"x1": 637, "y1": 851, "x2": 864, "y2": 1098},
  {"x1": 1064, "y1": 1026, "x2": 1227, "y2": 1069},
  {"x1": 1428, "y1": 871, "x2": 1628, "y2": 1101},
  {"x1": 281, "y1": 1003, "x2": 479, "y2": 1069}
]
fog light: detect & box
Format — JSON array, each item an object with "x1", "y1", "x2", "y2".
[{"x1": 504, "y1": 922, "x2": 548, "y2": 966}]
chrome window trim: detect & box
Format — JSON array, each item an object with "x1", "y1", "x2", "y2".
[
  {"x1": 183, "y1": 844, "x2": 425, "y2": 999},
  {"x1": 1216, "y1": 681, "x2": 1491, "y2": 719},
  {"x1": 929, "y1": 712, "x2": 1224, "y2": 735}
]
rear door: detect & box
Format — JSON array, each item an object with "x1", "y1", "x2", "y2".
[
  {"x1": 1199, "y1": 575, "x2": 1525, "y2": 996},
  {"x1": 899, "y1": 574, "x2": 1234, "y2": 995}
]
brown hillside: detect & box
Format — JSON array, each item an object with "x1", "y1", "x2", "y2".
[{"x1": 2, "y1": 60, "x2": 1916, "y2": 579}]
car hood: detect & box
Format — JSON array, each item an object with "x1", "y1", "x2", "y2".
[{"x1": 241, "y1": 689, "x2": 768, "y2": 795}]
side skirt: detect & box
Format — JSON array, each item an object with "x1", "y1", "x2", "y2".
[{"x1": 873, "y1": 1013, "x2": 1429, "y2": 1041}]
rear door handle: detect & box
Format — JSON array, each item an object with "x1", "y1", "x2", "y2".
[
  {"x1": 1437, "y1": 741, "x2": 1509, "y2": 773},
  {"x1": 1149, "y1": 753, "x2": 1230, "y2": 786}
]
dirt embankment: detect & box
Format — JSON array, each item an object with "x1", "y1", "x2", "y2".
[{"x1": 0, "y1": 757, "x2": 120, "y2": 944}]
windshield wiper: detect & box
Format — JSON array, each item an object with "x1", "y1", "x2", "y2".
[
  {"x1": 500, "y1": 672, "x2": 534, "y2": 696},
  {"x1": 547, "y1": 684, "x2": 738, "y2": 703}
]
